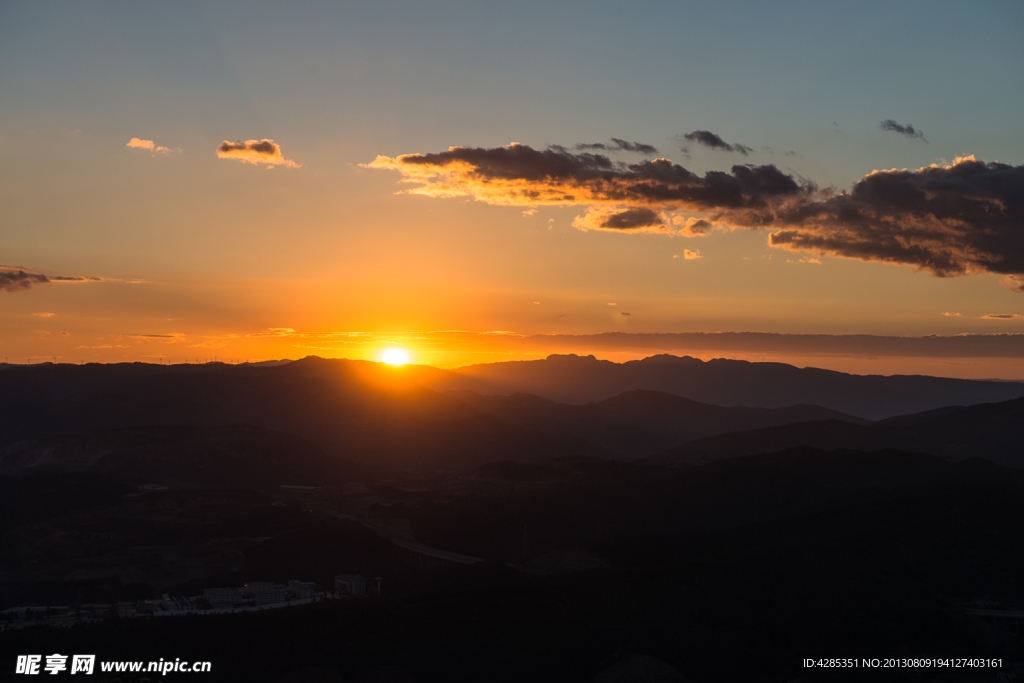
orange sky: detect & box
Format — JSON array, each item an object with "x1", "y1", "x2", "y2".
[{"x1": 3, "y1": 2, "x2": 1023, "y2": 379}]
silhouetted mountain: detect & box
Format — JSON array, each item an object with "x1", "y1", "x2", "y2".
[
  {"x1": 0, "y1": 425, "x2": 364, "y2": 488},
  {"x1": 432, "y1": 353, "x2": 1024, "y2": 419},
  {"x1": 434, "y1": 447, "x2": 1024, "y2": 556},
  {"x1": 447, "y1": 389, "x2": 866, "y2": 457},
  {"x1": 0, "y1": 358, "x2": 607, "y2": 472},
  {"x1": 665, "y1": 396, "x2": 1024, "y2": 468}
]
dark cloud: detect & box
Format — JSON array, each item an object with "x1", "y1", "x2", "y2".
[
  {"x1": 216, "y1": 139, "x2": 299, "y2": 167},
  {"x1": 595, "y1": 207, "x2": 664, "y2": 230},
  {"x1": 681, "y1": 218, "x2": 713, "y2": 236},
  {"x1": 681, "y1": 130, "x2": 752, "y2": 155},
  {"x1": 771, "y1": 157, "x2": 1024, "y2": 288},
  {"x1": 981, "y1": 314, "x2": 1024, "y2": 320},
  {"x1": 369, "y1": 143, "x2": 1024, "y2": 289},
  {"x1": 1, "y1": 269, "x2": 128, "y2": 293},
  {"x1": 1, "y1": 270, "x2": 50, "y2": 292},
  {"x1": 369, "y1": 143, "x2": 807, "y2": 220},
  {"x1": 574, "y1": 138, "x2": 659, "y2": 155},
  {"x1": 880, "y1": 119, "x2": 927, "y2": 142}
]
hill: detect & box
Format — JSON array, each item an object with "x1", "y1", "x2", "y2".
[
  {"x1": 664, "y1": 396, "x2": 1024, "y2": 468},
  {"x1": 432, "y1": 353, "x2": 1024, "y2": 420},
  {"x1": 0, "y1": 358, "x2": 606, "y2": 472},
  {"x1": 447, "y1": 389, "x2": 866, "y2": 457},
  {"x1": 0, "y1": 425, "x2": 365, "y2": 489}
]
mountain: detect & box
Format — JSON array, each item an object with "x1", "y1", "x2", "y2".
[
  {"x1": 431, "y1": 353, "x2": 1024, "y2": 420},
  {"x1": 0, "y1": 358, "x2": 607, "y2": 472},
  {"x1": 5, "y1": 356, "x2": 1021, "y2": 472},
  {"x1": 0, "y1": 425, "x2": 364, "y2": 489},
  {"x1": 446, "y1": 389, "x2": 867, "y2": 457},
  {"x1": 664, "y1": 396, "x2": 1024, "y2": 468}
]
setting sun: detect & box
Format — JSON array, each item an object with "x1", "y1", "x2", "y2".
[{"x1": 381, "y1": 348, "x2": 410, "y2": 366}]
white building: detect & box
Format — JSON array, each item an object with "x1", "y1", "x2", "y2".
[{"x1": 334, "y1": 573, "x2": 367, "y2": 595}]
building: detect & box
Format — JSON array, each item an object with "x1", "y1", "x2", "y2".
[
  {"x1": 203, "y1": 587, "x2": 243, "y2": 607},
  {"x1": 334, "y1": 573, "x2": 367, "y2": 595},
  {"x1": 288, "y1": 580, "x2": 318, "y2": 600}
]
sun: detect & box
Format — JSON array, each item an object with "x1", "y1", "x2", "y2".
[{"x1": 381, "y1": 348, "x2": 410, "y2": 366}]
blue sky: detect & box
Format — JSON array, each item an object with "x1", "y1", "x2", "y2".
[{"x1": 2, "y1": 1, "x2": 1023, "y2": 373}]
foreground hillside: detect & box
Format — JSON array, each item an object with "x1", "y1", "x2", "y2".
[{"x1": 3, "y1": 447, "x2": 1023, "y2": 681}]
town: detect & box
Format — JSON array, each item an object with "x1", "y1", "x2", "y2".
[{"x1": 2, "y1": 573, "x2": 375, "y2": 629}]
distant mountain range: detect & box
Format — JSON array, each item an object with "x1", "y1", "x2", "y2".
[
  {"x1": 429, "y1": 353, "x2": 1024, "y2": 420},
  {"x1": 446, "y1": 389, "x2": 866, "y2": 457},
  {"x1": 664, "y1": 396, "x2": 1024, "y2": 468},
  {"x1": 2, "y1": 355, "x2": 1023, "y2": 477},
  {"x1": 0, "y1": 358, "x2": 607, "y2": 474},
  {"x1": 0, "y1": 425, "x2": 360, "y2": 488}
]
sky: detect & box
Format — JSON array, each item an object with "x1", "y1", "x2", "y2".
[{"x1": 3, "y1": 1, "x2": 1024, "y2": 377}]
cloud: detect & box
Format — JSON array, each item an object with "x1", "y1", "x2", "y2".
[
  {"x1": 127, "y1": 138, "x2": 173, "y2": 154},
  {"x1": 682, "y1": 249, "x2": 701, "y2": 260},
  {"x1": 770, "y1": 156, "x2": 1024, "y2": 287},
  {"x1": 217, "y1": 139, "x2": 299, "y2": 168},
  {"x1": 943, "y1": 312, "x2": 961, "y2": 317},
  {"x1": 680, "y1": 130, "x2": 753, "y2": 155},
  {"x1": 676, "y1": 216, "x2": 713, "y2": 236},
  {"x1": 621, "y1": 312, "x2": 630, "y2": 316},
  {"x1": 573, "y1": 206, "x2": 667, "y2": 232},
  {"x1": 1, "y1": 270, "x2": 50, "y2": 292},
  {"x1": 574, "y1": 138, "x2": 658, "y2": 155},
  {"x1": 1, "y1": 268, "x2": 142, "y2": 293},
  {"x1": 981, "y1": 313, "x2": 1024, "y2": 320},
  {"x1": 365, "y1": 142, "x2": 808, "y2": 222},
  {"x1": 369, "y1": 143, "x2": 1024, "y2": 290},
  {"x1": 880, "y1": 119, "x2": 927, "y2": 142},
  {"x1": 32, "y1": 312, "x2": 55, "y2": 317}
]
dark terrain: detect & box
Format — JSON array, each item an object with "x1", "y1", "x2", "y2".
[{"x1": 2, "y1": 358, "x2": 1023, "y2": 682}]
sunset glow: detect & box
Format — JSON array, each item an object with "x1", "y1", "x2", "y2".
[
  {"x1": 3, "y1": 4, "x2": 1024, "y2": 677},
  {"x1": 381, "y1": 348, "x2": 411, "y2": 366},
  {"x1": 1, "y1": 2, "x2": 1022, "y2": 379}
]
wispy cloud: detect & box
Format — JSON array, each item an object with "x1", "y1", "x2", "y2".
[
  {"x1": 1, "y1": 270, "x2": 50, "y2": 292},
  {"x1": 217, "y1": 139, "x2": 300, "y2": 168},
  {"x1": 127, "y1": 137, "x2": 175, "y2": 154},
  {"x1": 1, "y1": 267, "x2": 144, "y2": 293},
  {"x1": 680, "y1": 130, "x2": 753, "y2": 155},
  {"x1": 880, "y1": 119, "x2": 927, "y2": 142},
  {"x1": 572, "y1": 138, "x2": 658, "y2": 155}
]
